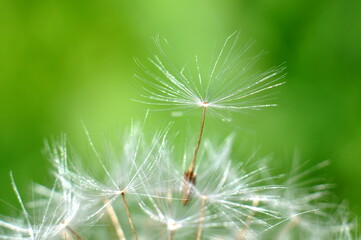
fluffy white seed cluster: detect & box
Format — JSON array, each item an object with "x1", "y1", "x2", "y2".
[
  {"x1": 0, "y1": 131, "x2": 355, "y2": 239},
  {"x1": 0, "y1": 33, "x2": 357, "y2": 240}
]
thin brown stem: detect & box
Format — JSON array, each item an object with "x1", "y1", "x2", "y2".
[
  {"x1": 182, "y1": 106, "x2": 207, "y2": 205},
  {"x1": 121, "y1": 192, "x2": 138, "y2": 240},
  {"x1": 169, "y1": 230, "x2": 175, "y2": 240},
  {"x1": 196, "y1": 196, "x2": 207, "y2": 240},
  {"x1": 188, "y1": 106, "x2": 207, "y2": 173},
  {"x1": 104, "y1": 199, "x2": 126, "y2": 240},
  {"x1": 65, "y1": 226, "x2": 83, "y2": 240}
]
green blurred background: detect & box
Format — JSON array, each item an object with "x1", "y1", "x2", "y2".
[{"x1": 1, "y1": 0, "x2": 360, "y2": 218}]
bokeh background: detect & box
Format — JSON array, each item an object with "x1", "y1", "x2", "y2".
[{"x1": 1, "y1": 0, "x2": 360, "y2": 220}]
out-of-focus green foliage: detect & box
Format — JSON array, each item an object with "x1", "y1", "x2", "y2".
[{"x1": 0, "y1": 0, "x2": 360, "y2": 218}]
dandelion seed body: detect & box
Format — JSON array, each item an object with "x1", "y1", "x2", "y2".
[{"x1": 137, "y1": 32, "x2": 286, "y2": 207}]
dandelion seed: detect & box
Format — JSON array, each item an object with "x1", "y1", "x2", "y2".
[
  {"x1": 187, "y1": 136, "x2": 285, "y2": 235},
  {"x1": 137, "y1": 134, "x2": 286, "y2": 239},
  {"x1": 136, "y1": 32, "x2": 286, "y2": 205},
  {"x1": 262, "y1": 158, "x2": 339, "y2": 239},
  {"x1": 0, "y1": 173, "x2": 87, "y2": 240},
  {"x1": 48, "y1": 122, "x2": 175, "y2": 240}
]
